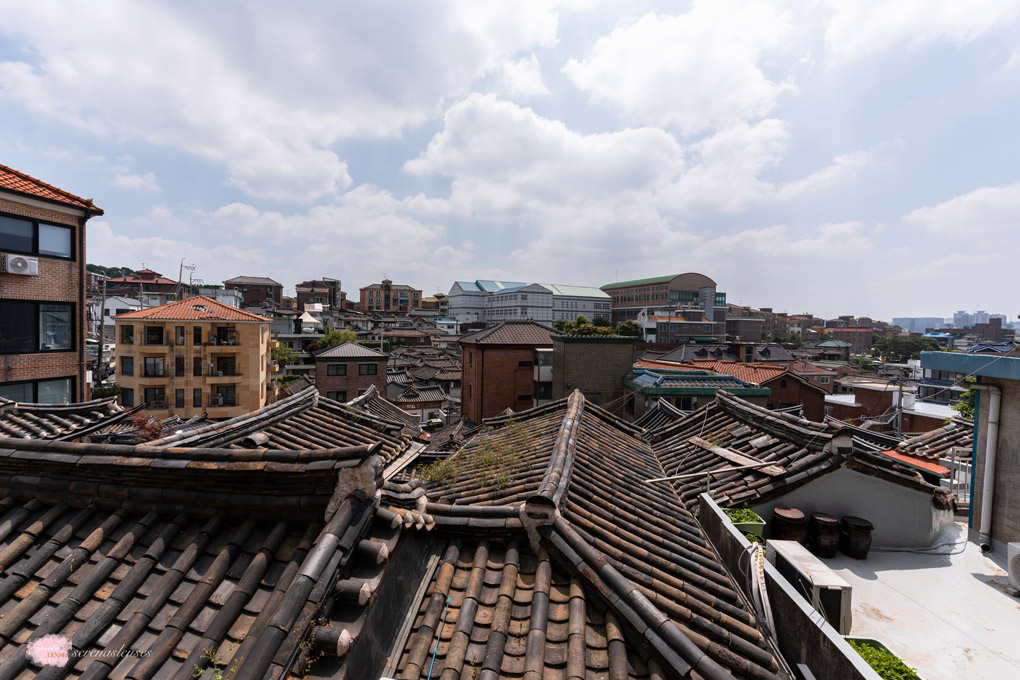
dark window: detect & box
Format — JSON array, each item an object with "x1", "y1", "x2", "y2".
[
  {"x1": 121, "y1": 324, "x2": 134, "y2": 345},
  {"x1": 518, "y1": 360, "x2": 533, "y2": 367},
  {"x1": 175, "y1": 389, "x2": 185, "y2": 408},
  {"x1": 120, "y1": 356, "x2": 134, "y2": 376},
  {"x1": 143, "y1": 387, "x2": 165, "y2": 407},
  {"x1": 326, "y1": 363, "x2": 347, "y2": 376},
  {"x1": 215, "y1": 357, "x2": 237, "y2": 375},
  {"x1": 175, "y1": 356, "x2": 185, "y2": 377},
  {"x1": 193, "y1": 326, "x2": 202, "y2": 345},
  {"x1": 0, "y1": 301, "x2": 74, "y2": 354},
  {"x1": 193, "y1": 388, "x2": 202, "y2": 407},
  {"x1": 517, "y1": 394, "x2": 531, "y2": 401},
  {"x1": 358, "y1": 363, "x2": 377, "y2": 375},
  {"x1": 780, "y1": 379, "x2": 787, "y2": 388},
  {"x1": 0, "y1": 214, "x2": 72, "y2": 258},
  {"x1": 121, "y1": 388, "x2": 134, "y2": 408},
  {"x1": 193, "y1": 357, "x2": 202, "y2": 377},
  {"x1": 327, "y1": 391, "x2": 347, "y2": 401},
  {"x1": 143, "y1": 357, "x2": 164, "y2": 377},
  {"x1": 535, "y1": 382, "x2": 552, "y2": 399},
  {"x1": 0, "y1": 377, "x2": 73, "y2": 403},
  {"x1": 144, "y1": 326, "x2": 164, "y2": 345},
  {"x1": 175, "y1": 326, "x2": 185, "y2": 345},
  {"x1": 214, "y1": 385, "x2": 236, "y2": 406}
]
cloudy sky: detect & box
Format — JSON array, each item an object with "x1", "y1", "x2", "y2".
[{"x1": 2, "y1": 1, "x2": 1018, "y2": 320}]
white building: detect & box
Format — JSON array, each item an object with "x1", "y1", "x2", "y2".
[
  {"x1": 451, "y1": 279, "x2": 611, "y2": 325},
  {"x1": 196, "y1": 286, "x2": 243, "y2": 308}
]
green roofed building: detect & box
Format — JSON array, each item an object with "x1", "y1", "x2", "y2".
[{"x1": 600, "y1": 272, "x2": 726, "y2": 324}]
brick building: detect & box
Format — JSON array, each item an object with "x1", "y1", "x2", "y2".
[
  {"x1": 360, "y1": 279, "x2": 421, "y2": 313},
  {"x1": 551, "y1": 336, "x2": 637, "y2": 407},
  {"x1": 0, "y1": 163, "x2": 103, "y2": 402},
  {"x1": 224, "y1": 275, "x2": 283, "y2": 308},
  {"x1": 312, "y1": 342, "x2": 387, "y2": 402},
  {"x1": 601, "y1": 272, "x2": 725, "y2": 324},
  {"x1": 113, "y1": 296, "x2": 276, "y2": 419},
  {"x1": 460, "y1": 321, "x2": 559, "y2": 421},
  {"x1": 104, "y1": 268, "x2": 180, "y2": 297},
  {"x1": 297, "y1": 279, "x2": 341, "y2": 310},
  {"x1": 828, "y1": 326, "x2": 873, "y2": 354}
]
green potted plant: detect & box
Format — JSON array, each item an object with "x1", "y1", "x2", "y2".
[
  {"x1": 723, "y1": 507, "x2": 766, "y2": 537},
  {"x1": 845, "y1": 637, "x2": 922, "y2": 680}
]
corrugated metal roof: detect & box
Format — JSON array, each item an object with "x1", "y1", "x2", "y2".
[{"x1": 600, "y1": 274, "x2": 677, "y2": 290}]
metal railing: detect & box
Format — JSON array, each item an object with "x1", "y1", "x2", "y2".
[{"x1": 940, "y1": 448, "x2": 973, "y2": 509}]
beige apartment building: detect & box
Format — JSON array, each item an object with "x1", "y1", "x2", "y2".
[{"x1": 114, "y1": 296, "x2": 278, "y2": 419}]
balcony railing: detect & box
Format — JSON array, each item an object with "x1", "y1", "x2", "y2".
[{"x1": 146, "y1": 400, "x2": 168, "y2": 409}]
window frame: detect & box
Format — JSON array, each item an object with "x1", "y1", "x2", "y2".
[
  {"x1": 0, "y1": 212, "x2": 74, "y2": 260},
  {"x1": 0, "y1": 376, "x2": 74, "y2": 403},
  {"x1": 0, "y1": 300, "x2": 75, "y2": 355},
  {"x1": 326, "y1": 363, "x2": 347, "y2": 376},
  {"x1": 358, "y1": 363, "x2": 378, "y2": 376}
]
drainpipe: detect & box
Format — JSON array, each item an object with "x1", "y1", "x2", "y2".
[{"x1": 970, "y1": 382, "x2": 1001, "y2": 551}]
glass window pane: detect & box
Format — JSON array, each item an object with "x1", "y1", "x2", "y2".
[
  {"x1": 39, "y1": 304, "x2": 72, "y2": 350},
  {"x1": 0, "y1": 215, "x2": 33, "y2": 253},
  {"x1": 36, "y1": 378, "x2": 72, "y2": 403},
  {"x1": 38, "y1": 224, "x2": 72, "y2": 257},
  {"x1": 121, "y1": 388, "x2": 134, "y2": 408},
  {"x1": 0, "y1": 381, "x2": 33, "y2": 401},
  {"x1": 0, "y1": 302, "x2": 37, "y2": 353}
]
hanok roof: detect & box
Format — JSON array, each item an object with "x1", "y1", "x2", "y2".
[
  {"x1": 390, "y1": 385, "x2": 447, "y2": 404},
  {"x1": 113, "y1": 296, "x2": 271, "y2": 322},
  {"x1": 390, "y1": 392, "x2": 789, "y2": 679},
  {"x1": 0, "y1": 162, "x2": 104, "y2": 214},
  {"x1": 345, "y1": 384, "x2": 423, "y2": 439},
  {"x1": 895, "y1": 418, "x2": 973, "y2": 462},
  {"x1": 0, "y1": 396, "x2": 131, "y2": 440},
  {"x1": 632, "y1": 398, "x2": 690, "y2": 432},
  {"x1": 224, "y1": 275, "x2": 282, "y2": 286},
  {"x1": 314, "y1": 341, "x2": 388, "y2": 359},
  {"x1": 459, "y1": 320, "x2": 560, "y2": 346},
  {"x1": 649, "y1": 391, "x2": 948, "y2": 511},
  {"x1": 627, "y1": 370, "x2": 764, "y2": 393}
]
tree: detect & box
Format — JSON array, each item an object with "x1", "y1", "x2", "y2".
[
  {"x1": 574, "y1": 315, "x2": 590, "y2": 327},
  {"x1": 592, "y1": 316, "x2": 611, "y2": 327},
  {"x1": 872, "y1": 336, "x2": 940, "y2": 363},
  {"x1": 311, "y1": 327, "x2": 358, "y2": 352},
  {"x1": 271, "y1": 343, "x2": 296, "y2": 368},
  {"x1": 553, "y1": 320, "x2": 576, "y2": 333},
  {"x1": 86, "y1": 264, "x2": 135, "y2": 278},
  {"x1": 567, "y1": 323, "x2": 614, "y2": 337},
  {"x1": 617, "y1": 320, "x2": 642, "y2": 337}
]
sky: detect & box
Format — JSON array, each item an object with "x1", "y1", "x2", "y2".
[{"x1": 1, "y1": 1, "x2": 1019, "y2": 321}]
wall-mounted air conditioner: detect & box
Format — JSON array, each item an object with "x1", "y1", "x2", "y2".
[
  {"x1": 766, "y1": 539, "x2": 853, "y2": 634},
  {"x1": 0, "y1": 253, "x2": 39, "y2": 276}
]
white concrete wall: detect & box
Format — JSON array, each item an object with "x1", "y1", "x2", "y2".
[{"x1": 751, "y1": 467, "x2": 952, "y2": 548}]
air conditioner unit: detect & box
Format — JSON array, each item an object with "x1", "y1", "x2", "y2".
[
  {"x1": 766, "y1": 539, "x2": 853, "y2": 634},
  {"x1": 1008, "y1": 543, "x2": 1020, "y2": 590},
  {"x1": 0, "y1": 253, "x2": 39, "y2": 276}
]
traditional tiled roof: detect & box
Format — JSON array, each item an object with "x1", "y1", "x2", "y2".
[
  {"x1": 650, "y1": 391, "x2": 949, "y2": 511},
  {"x1": 89, "y1": 412, "x2": 209, "y2": 444},
  {"x1": 632, "y1": 398, "x2": 690, "y2": 432},
  {"x1": 224, "y1": 275, "x2": 282, "y2": 286},
  {"x1": 345, "y1": 384, "x2": 423, "y2": 439},
  {"x1": 113, "y1": 296, "x2": 271, "y2": 322},
  {"x1": 895, "y1": 418, "x2": 973, "y2": 461},
  {"x1": 314, "y1": 341, "x2": 388, "y2": 359},
  {"x1": 390, "y1": 392, "x2": 790, "y2": 679},
  {"x1": 0, "y1": 396, "x2": 131, "y2": 440},
  {"x1": 390, "y1": 385, "x2": 447, "y2": 404},
  {"x1": 0, "y1": 162, "x2": 103, "y2": 214},
  {"x1": 105, "y1": 270, "x2": 180, "y2": 287},
  {"x1": 0, "y1": 431, "x2": 385, "y2": 679},
  {"x1": 629, "y1": 370, "x2": 758, "y2": 391},
  {"x1": 460, "y1": 321, "x2": 561, "y2": 346}
]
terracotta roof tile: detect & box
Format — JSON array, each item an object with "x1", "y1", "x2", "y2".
[
  {"x1": 0, "y1": 163, "x2": 103, "y2": 214},
  {"x1": 113, "y1": 296, "x2": 271, "y2": 322}
]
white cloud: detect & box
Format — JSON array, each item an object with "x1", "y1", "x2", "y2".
[
  {"x1": 775, "y1": 149, "x2": 869, "y2": 201},
  {"x1": 112, "y1": 172, "x2": 160, "y2": 192},
  {"x1": 824, "y1": 0, "x2": 1020, "y2": 60},
  {"x1": 903, "y1": 181, "x2": 1020, "y2": 242},
  {"x1": 496, "y1": 54, "x2": 550, "y2": 98},
  {"x1": 563, "y1": 2, "x2": 793, "y2": 133}
]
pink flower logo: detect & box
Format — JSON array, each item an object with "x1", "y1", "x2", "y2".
[{"x1": 25, "y1": 634, "x2": 72, "y2": 667}]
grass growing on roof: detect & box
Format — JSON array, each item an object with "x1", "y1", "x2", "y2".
[{"x1": 419, "y1": 417, "x2": 531, "y2": 490}]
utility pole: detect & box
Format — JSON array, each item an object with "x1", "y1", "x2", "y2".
[{"x1": 895, "y1": 376, "x2": 904, "y2": 436}]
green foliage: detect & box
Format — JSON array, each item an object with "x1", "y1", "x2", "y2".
[
  {"x1": 872, "y1": 336, "x2": 940, "y2": 363},
  {"x1": 419, "y1": 418, "x2": 531, "y2": 490},
  {"x1": 278, "y1": 374, "x2": 304, "y2": 387},
  {"x1": 723, "y1": 508, "x2": 763, "y2": 524},
  {"x1": 567, "y1": 323, "x2": 615, "y2": 336},
  {"x1": 87, "y1": 263, "x2": 135, "y2": 278},
  {"x1": 952, "y1": 376, "x2": 976, "y2": 419},
  {"x1": 313, "y1": 327, "x2": 358, "y2": 351},
  {"x1": 617, "y1": 320, "x2": 642, "y2": 337},
  {"x1": 592, "y1": 316, "x2": 612, "y2": 327},
  {"x1": 271, "y1": 343, "x2": 296, "y2": 367},
  {"x1": 850, "y1": 356, "x2": 875, "y2": 371},
  {"x1": 92, "y1": 382, "x2": 121, "y2": 399},
  {"x1": 574, "y1": 314, "x2": 590, "y2": 326},
  {"x1": 553, "y1": 320, "x2": 570, "y2": 332},
  {"x1": 193, "y1": 646, "x2": 238, "y2": 679},
  {"x1": 847, "y1": 639, "x2": 920, "y2": 680}
]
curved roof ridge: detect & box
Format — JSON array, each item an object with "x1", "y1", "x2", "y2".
[{"x1": 534, "y1": 389, "x2": 584, "y2": 507}]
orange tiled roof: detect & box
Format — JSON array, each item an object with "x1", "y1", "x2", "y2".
[
  {"x1": 879, "y1": 450, "x2": 950, "y2": 476},
  {"x1": 634, "y1": 358, "x2": 787, "y2": 385},
  {"x1": 113, "y1": 296, "x2": 271, "y2": 322},
  {"x1": 0, "y1": 163, "x2": 103, "y2": 214}
]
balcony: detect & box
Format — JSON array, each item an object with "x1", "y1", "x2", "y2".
[
  {"x1": 207, "y1": 372, "x2": 240, "y2": 384},
  {"x1": 145, "y1": 400, "x2": 168, "y2": 410},
  {"x1": 266, "y1": 359, "x2": 280, "y2": 372}
]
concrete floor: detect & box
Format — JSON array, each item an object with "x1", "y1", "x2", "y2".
[{"x1": 823, "y1": 522, "x2": 1020, "y2": 680}]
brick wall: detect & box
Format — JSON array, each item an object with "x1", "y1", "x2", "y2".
[
  {"x1": 461, "y1": 344, "x2": 541, "y2": 421},
  {"x1": 0, "y1": 196, "x2": 86, "y2": 400},
  {"x1": 763, "y1": 375, "x2": 825, "y2": 422},
  {"x1": 226, "y1": 283, "x2": 282, "y2": 307},
  {"x1": 314, "y1": 357, "x2": 387, "y2": 400},
  {"x1": 552, "y1": 337, "x2": 635, "y2": 406}
]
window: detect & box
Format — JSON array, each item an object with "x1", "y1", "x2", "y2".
[
  {"x1": 0, "y1": 301, "x2": 74, "y2": 354},
  {"x1": 214, "y1": 385, "x2": 236, "y2": 406},
  {"x1": 215, "y1": 357, "x2": 237, "y2": 375},
  {"x1": 0, "y1": 377, "x2": 73, "y2": 403},
  {"x1": 175, "y1": 389, "x2": 185, "y2": 408},
  {"x1": 193, "y1": 388, "x2": 202, "y2": 407},
  {"x1": 121, "y1": 324, "x2": 134, "y2": 345},
  {"x1": 174, "y1": 356, "x2": 185, "y2": 376},
  {"x1": 518, "y1": 360, "x2": 533, "y2": 367},
  {"x1": 358, "y1": 363, "x2": 377, "y2": 375},
  {"x1": 820, "y1": 376, "x2": 830, "y2": 384},
  {"x1": 517, "y1": 394, "x2": 532, "y2": 401},
  {"x1": 175, "y1": 326, "x2": 185, "y2": 345},
  {"x1": 120, "y1": 356, "x2": 134, "y2": 376},
  {"x1": 143, "y1": 357, "x2": 165, "y2": 377},
  {"x1": 0, "y1": 214, "x2": 72, "y2": 258},
  {"x1": 326, "y1": 363, "x2": 347, "y2": 376},
  {"x1": 143, "y1": 387, "x2": 165, "y2": 407},
  {"x1": 193, "y1": 357, "x2": 202, "y2": 377},
  {"x1": 780, "y1": 379, "x2": 788, "y2": 388},
  {"x1": 327, "y1": 391, "x2": 347, "y2": 402},
  {"x1": 193, "y1": 326, "x2": 202, "y2": 345},
  {"x1": 121, "y1": 388, "x2": 134, "y2": 408},
  {"x1": 144, "y1": 326, "x2": 164, "y2": 345}
]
